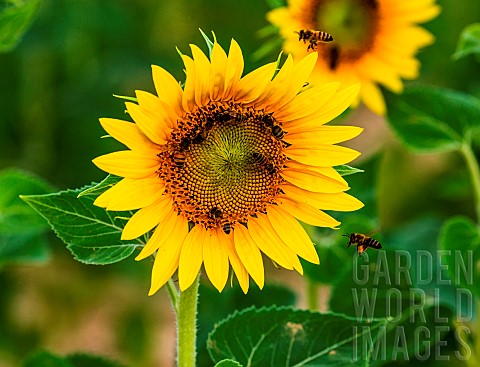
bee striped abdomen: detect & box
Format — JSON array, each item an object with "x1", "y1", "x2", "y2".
[{"x1": 364, "y1": 237, "x2": 382, "y2": 249}]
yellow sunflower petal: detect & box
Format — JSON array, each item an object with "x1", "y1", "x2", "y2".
[
  {"x1": 210, "y1": 42, "x2": 228, "y2": 101},
  {"x1": 135, "y1": 209, "x2": 183, "y2": 261},
  {"x1": 181, "y1": 55, "x2": 196, "y2": 113},
  {"x1": 203, "y1": 228, "x2": 229, "y2": 292},
  {"x1": 248, "y1": 215, "x2": 296, "y2": 271},
  {"x1": 281, "y1": 167, "x2": 348, "y2": 193},
  {"x1": 105, "y1": 177, "x2": 165, "y2": 211},
  {"x1": 277, "y1": 195, "x2": 340, "y2": 228},
  {"x1": 148, "y1": 215, "x2": 188, "y2": 295},
  {"x1": 274, "y1": 82, "x2": 340, "y2": 121},
  {"x1": 178, "y1": 225, "x2": 206, "y2": 291},
  {"x1": 92, "y1": 151, "x2": 159, "y2": 179},
  {"x1": 285, "y1": 144, "x2": 360, "y2": 167},
  {"x1": 151, "y1": 65, "x2": 183, "y2": 117},
  {"x1": 284, "y1": 160, "x2": 349, "y2": 186},
  {"x1": 125, "y1": 102, "x2": 169, "y2": 144},
  {"x1": 99, "y1": 118, "x2": 159, "y2": 154},
  {"x1": 285, "y1": 126, "x2": 363, "y2": 145},
  {"x1": 121, "y1": 195, "x2": 173, "y2": 240},
  {"x1": 135, "y1": 90, "x2": 178, "y2": 130},
  {"x1": 254, "y1": 54, "x2": 294, "y2": 108},
  {"x1": 93, "y1": 184, "x2": 117, "y2": 208},
  {"x1": 284, "y1": 83, "x2": 361, "y2": 131},
  {"x1": 225, "y1": 234, "x2": 249, "y2": 293},
  {"x1": 266, "y1": 52, "x2": 318, "y2": 112},
  {"x1": 233, "y1": 62, "x2": 277, "y2": 103},
  {"x1": 361, "y1": 81, "x2": 387, "y2": 116},
  {"x1": 190, "y1": 44, "x2": 211, "y2": 107},
  {"x1": 223, "y1": 39, "x2": 244, "y2": 100},
  {"x1": 234, "y1": 224, "x2": 264, "y2": 289},
  {"x1": 267, "y1": 205, "x2": 319, "y2": 264},
  {"x1": 281, "y1": 184, "x2": 364, "y2": 211}
]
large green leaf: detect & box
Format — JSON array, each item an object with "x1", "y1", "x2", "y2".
[
  {"x1": 438, "y1": 215, "x2": 480, "y2": 298},
  {"x1": 207, "y1": 306, "x2": 387, "y2": 367},
  {"x1": 453, "y1": 23, "x2": 480, "y2": 61},
  {"x1": 0, "y1": 169, "x2": 54, "y2": 264},
  {"x1": 0, "y1": 0, "x2": 41, "y2": 52},
  {"x1": 198, "y1": 284, "x2": 296, "y2": 367},
  {"x1": 21, "y1": 187, "x2": 139, "y2": 265},
  {"x1": 385, "y1": 85, "x2": 480, "y2": 153}
]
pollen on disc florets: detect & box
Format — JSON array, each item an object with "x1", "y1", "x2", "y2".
[{"x1": 157, "y1": 101, "x2": 288, "y2": 233}]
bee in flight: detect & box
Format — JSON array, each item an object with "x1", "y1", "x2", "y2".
[
  {"x1": 295, "y1": 29, "x2": 333, "y2": 52},
  {"x1": 343, "y1": 233, "x2": 382, "y2": 256}
]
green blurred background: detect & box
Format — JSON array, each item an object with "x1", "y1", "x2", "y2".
[{"x1": 1, "y1": 0, "x2": 480, "y2": 366}]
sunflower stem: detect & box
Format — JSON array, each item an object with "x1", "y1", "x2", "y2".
[
  {"x1": 177, "y1": 274, "x2": 200, "y2": 367},
  {"x1": 461, "y1": 143, "x2": 480, "y2": 223},
  {"x1": 306, "y1": 278, "x2": 319, "y2": 311}
]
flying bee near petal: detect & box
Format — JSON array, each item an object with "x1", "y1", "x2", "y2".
[
  {"x1": 343, "y1": 233, "x2": 382, "y2": 256},
  {"x1": 295, "y1": 29, "x2": 333, "y2": 52}
]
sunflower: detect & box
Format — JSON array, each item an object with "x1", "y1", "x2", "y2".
[
  {"x1": 93, "y1": 38, "x2": 363, "y2": 295},
  {"x1": 267, "y1": 0, "x2": 440, "y2": 115}
]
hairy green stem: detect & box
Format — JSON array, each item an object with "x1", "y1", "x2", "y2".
[
  {"x1": 461, "y1": 143, "x2": 480, "y2": 222},
  {"x1": 177, "y1": 275, "x2": 200, "y2": 367}
]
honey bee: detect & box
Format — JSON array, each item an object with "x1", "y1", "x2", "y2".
[
  {"x1": 173, "y1": 152, "x2": 186, "y2": 167},
  {"x1": 251, "y1": 152, "x2": 267, "y2": 165},
  {"x1": 343, "y1": 233, "x2": 382, "y2": 256},
  {"x1": 209, "y1": 207, "x2": 223, "y2": 219},
  {"x1": 295, "y1": 29, "x2": 333, "y2": 52},
  {"x1": 223, "y1": 222, "x2": 232, "y2": 235},
  {"x1": 271, "y1": 125, "x2": 285, "y2": 140},
  {"x1": 193, "y1": 129, "x2": 208, "y2": 144}
]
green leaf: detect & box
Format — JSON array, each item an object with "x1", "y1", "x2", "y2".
[
  {"x1": 438, "y1": 215, "x2": 480, "y2": 297},
  {"x1": 0, "y1": 169, "x2": 54, "y2": 264},
  {"x1": 385, "y1": 85, "x2": 480, "y2": 153},
  {"x1": 112, "y1": 94, "x2": 138, "y2": 103},
  {"x1": 335, "y1": 165, "x2": 364, "y2": 177},
  {"x1": 198, "y1": 284, "x2": 296, "y2": 367},
  {"x1": 0, "y1": 0, "x2": 41, "y2": 52},
  {"x1": 21, "y1": 187, "x2": 139, "y2": 265},
  {"x1": 214, "y1": 360, "x2": 243, "y2": 367},
  {"x1": 77, "y1": 175, "x2": 121, "y2": 198},
  {"x1": 207, "y1": 306, "x2": 387, "y2": 367},
  {"x1": 453, "y1": 23, "x2": 480, "y2": 61},
  {"x1": 22, "y1": 350, "x2": 73, "y2": 367}
]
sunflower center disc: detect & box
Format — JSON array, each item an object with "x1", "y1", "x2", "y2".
[
  {"x1": 159, "y1": 103, "x2": 287, "y2": 232},
  {"x1": 313, "y1": 0, "x2": 379, "y2": 68}
]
